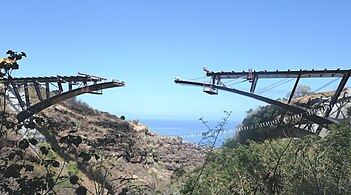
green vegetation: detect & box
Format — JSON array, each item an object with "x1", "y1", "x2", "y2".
[{"x1": 180, "y1": 121, "x2": 351, "y2": 194}]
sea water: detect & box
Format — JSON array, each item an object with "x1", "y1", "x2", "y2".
[{"x1": 141, "y1": 119, "x2": 241, "y2": 147}]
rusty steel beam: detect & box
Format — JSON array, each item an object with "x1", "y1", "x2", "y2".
[{"x1": 17, "y1": 81, "x2": 125, "y2": 122}]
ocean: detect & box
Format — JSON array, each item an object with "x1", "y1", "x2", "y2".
[{"x1": 140, "y1": 119, "x2": 241, "y2": 147}]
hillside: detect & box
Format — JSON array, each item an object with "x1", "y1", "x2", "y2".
[
  {"x1": 0, "y1": 97, "x2": 206, "y2": 194},
  {"x1": 179, "y1": 89, "x2": 351, "y2": 194},
  {"x1": 3, "y1": 86, "x2": 350, "y2": 194}
]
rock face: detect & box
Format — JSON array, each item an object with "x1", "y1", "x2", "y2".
[{"x1": 38, "y1": 100, "x2": 206, "y2": 194}]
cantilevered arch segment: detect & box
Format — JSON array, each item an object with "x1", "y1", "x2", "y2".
[
  {"x1": 174, "y1": 79, "x2": 336, "y2": 127},
  {"x1": 17, "y1": 81, "x2": 124, "y2": 122}
]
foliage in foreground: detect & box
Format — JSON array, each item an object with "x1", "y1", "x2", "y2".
[{"x1": 180, "y1": 122, "x2": 351, "y2": 194}]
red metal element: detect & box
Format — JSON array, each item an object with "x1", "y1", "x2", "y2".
[{"x1": 247, "y1": 68, "x2": 253, "y2": 82}]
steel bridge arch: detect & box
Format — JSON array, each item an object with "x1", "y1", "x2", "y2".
[
  {"x1": 174, "y1": 79, "x2": 336, "y2": 127},
  {"x1": 16, "y1": 81, "x2": 122, "y2": 122}
]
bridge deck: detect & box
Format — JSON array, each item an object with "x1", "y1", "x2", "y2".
[
  {"x1": 207, "y1": 69, "x2": 351, "y2": 79},
  {"x1": 0, "y1": 75, "x2": 103, "y2": 83}
]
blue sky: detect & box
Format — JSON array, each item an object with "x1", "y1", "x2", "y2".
[{"x1": 1, "y1": 0, "x2": 351, "y2": 121}]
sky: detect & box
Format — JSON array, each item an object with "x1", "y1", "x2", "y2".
[{"x1": 1, "y1": 0, "x2": 351, "y2": 122}]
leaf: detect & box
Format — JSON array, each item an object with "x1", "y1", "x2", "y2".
[
  {"x1": 6, "y1": 50, "x2": 14, "y2": 55},
  {"x1": 75, "y1": 186, "x2": 87, "y2": 195},
  {"x1": 24, "y1": 121, "x2": 35, "y2": 129},
  {"x1": 40, "y1": 146, "x2": 49, "y2": 155},
  {"x1": 19, "y1": 139, "x2": 29, "y2": 150},
  {"x1": 83, "y1": 155, "x2": 91, "y2": 161},
  {"x1": 16, "y1": 124, "x2": 23, "y2": 130},
  {"x1": 29, "y1": 138, "x2": 38, "y2": 145},
  {"x1": 24, "y1": 165, "x2": 34, "y2": 172},
  {"x1": 47, "y1": 178, "x2": 55, "y2": 189},
  {"x1": 5, "y1": 122, "x2": 15, "y2": 129},
  {"x1": 78, "y1": 152, "x2": 91, "y2": 161},
  {"x1": 8, "y1": 152, "x2": 16, "y2": 160},
  {"x1": 15, "y1": 55, "x2": 22, "y2": 60},
  {"x1": 51, "y1": 160, "x2": 60, "y2": 168},
  {"x1": 59, "y1": 136, "x2": 68, "y2": 143},
  {"x1": 69, "y1": 175, "x2": 79, "y2": 185},
  {"x1": 78, "y1": 151, "x2": 89, "y2": 157},
  {"x1": 4, "y1": 164, "x2": 22, "y2": 178},
  {"x1": 94, "y1": 154, "x2": 100, "y2": 161},
  {"x1": 71, "y1": 136, "x2": 82, "y2": 147}
]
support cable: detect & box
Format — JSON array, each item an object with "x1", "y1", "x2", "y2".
[
  {"x1": 189, "y1": 76, "x2": 207, "y2": 81},
  {"x1": 257, "y1": 78, "x2": 294, "y2": 94},
  {"x1": 255, "y1": 78, "x2": 290, "y2": 94},
  {"x1": 296, "y1": 78, "x2": 340, "y2": 104},
  {"x1": 221, "y1": 76, "x2": 247, "y2": 84},
  {"x1": 225, "y1": 79, "x2": 248, "y2": 88},
  {"x1": 313, "y1": 78, "x2": 340, "y2": 93}
]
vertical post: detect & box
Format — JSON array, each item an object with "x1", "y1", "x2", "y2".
[
  {"x1": 23, "y1": 82, "x2": 31, "y2": 108},
  {"x1": 250, "y1": 76, "x2": 258, "y2": 93},
  {"x1": 45, "y1": 82, "x2": 50, "y2": 99},
  {"x1": 33, "y1": 81, "x2": 43, "y2": 101},
  {"x1": 68, "y1": 81, "x2": 73, "y2": 91},
  {"x1": 9, "y1": 81, "x2": 25, "y2": 109},
  {"x1": 58, "y1": 82, "x2": 63, "y2": 93},
  {"x1": 288, "y1": 74, "x2": 301, "y2": 103}
]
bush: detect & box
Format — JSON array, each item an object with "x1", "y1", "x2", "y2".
[{"x1": 181, "y1": 122, "x2": 351, "y2": 194}]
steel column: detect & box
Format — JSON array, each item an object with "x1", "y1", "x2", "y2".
[
  {"x1": 45, "y1": 82, "x2": 50, "y2": 99},
  {"x1": 288, "y1": 74, "x2": 301, "y2": 103},
  {"x1": 23, "y1": 82, "x2": 31, "y2": 108},
  {"x1": 58, "y1": 82, "x2": 63, "y2": 93},
  {"x1": 250, "y1": 76, "x2": 258, "y2": 93},
  {"x1": 9, "y1": 79, "x2": 25, "y2": 109},
  {"x1": 33, "y1": 82, "x2": 43, "y2": 101},
  {"x1": 68, "y1": 82, "x2": 73, "y2": 91}
]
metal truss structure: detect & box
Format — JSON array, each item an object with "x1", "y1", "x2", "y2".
[
  {"x1": 1, "y1": 74, "x2": 124, "y2": 122},
  {"x1": 175, "y1": 68, "x2": 351, "y2": 133}
]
